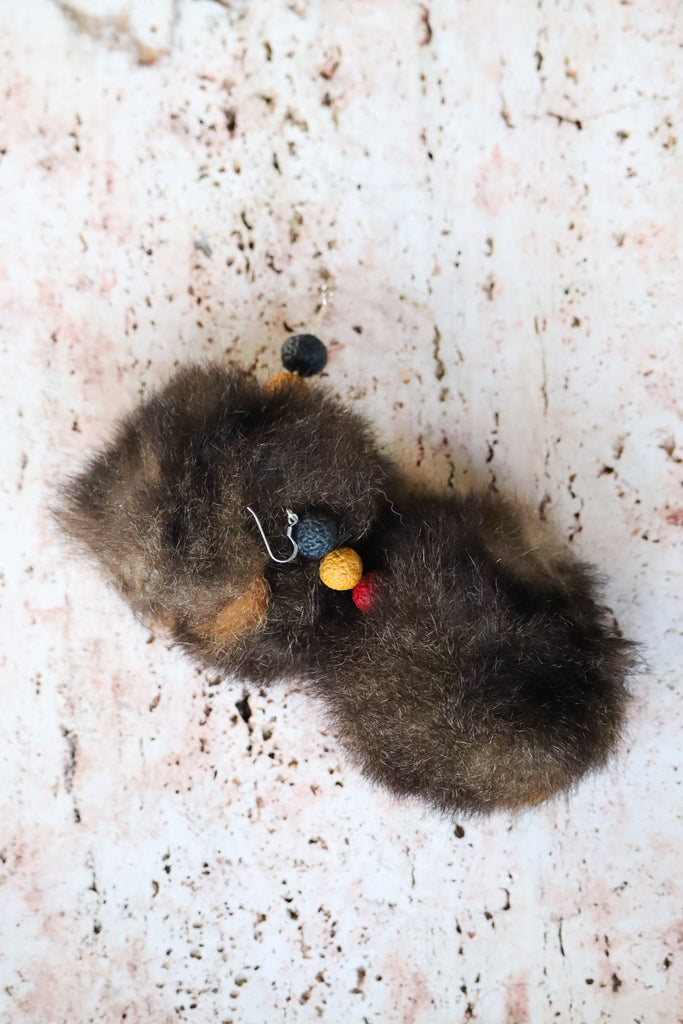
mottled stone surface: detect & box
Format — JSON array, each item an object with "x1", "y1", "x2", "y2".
[{"x1": 1, "y1": 1, "x2": 681, "y2": 1022}]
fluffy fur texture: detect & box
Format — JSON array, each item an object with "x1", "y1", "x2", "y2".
[{"x1": 57, "y1": 363, "x2": 635, "y2": 815}]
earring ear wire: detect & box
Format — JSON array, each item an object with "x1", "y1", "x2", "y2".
[{"x1": 247, "y1": 506, "x2": 299, "y2": 564}]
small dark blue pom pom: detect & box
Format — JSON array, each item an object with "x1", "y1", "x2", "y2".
[
  {"x1": 293, "y1": 513, "x2": 339, "y2": 560},
  {"x1": 281, "y1": 334, "x2": 328, "y2": 377}
]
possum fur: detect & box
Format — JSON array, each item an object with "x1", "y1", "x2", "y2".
[{"x1": 57, "y1": 363, "x2": 635, "y2": 815}]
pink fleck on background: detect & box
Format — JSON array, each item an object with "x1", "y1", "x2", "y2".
[{"x1": 1, "y1": 1, "x2": 681, "y2": 1022}]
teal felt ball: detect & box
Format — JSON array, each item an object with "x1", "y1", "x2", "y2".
[
  {"x1": 293, "y1": 514, "x2": 339, "y2": 560},
  {"x1": 281, "y1": 334, "x2": 328, "y2": 377}
]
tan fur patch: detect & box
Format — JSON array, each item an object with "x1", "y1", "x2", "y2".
[{"x1": 198, "y1": 576, "x2": 270, "y2": 647}]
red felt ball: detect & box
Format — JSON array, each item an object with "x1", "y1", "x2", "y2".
[{"x1": 352, "y1": 572, "x2": 378, "y2": 613}]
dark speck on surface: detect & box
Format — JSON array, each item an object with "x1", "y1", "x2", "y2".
[
  {"x1": 432, "y1": 325, "x2": 445, "y2": 381},
  {"x1": 236, "y1": 694, "x2": 252, "y2": 725},
  {"x1": 419, "y1": 5, "x2": 432, "y2": 46},
  {"x1": 224, "y1": 108, "x2": 237, "y2": 135},
  {"x1": 61, "y1": 726, "x2": 78, "y2": 793}
]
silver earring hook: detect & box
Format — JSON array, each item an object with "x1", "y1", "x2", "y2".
[{"x1": 246, "y1": 506, "x2": 299, "y2": 564}]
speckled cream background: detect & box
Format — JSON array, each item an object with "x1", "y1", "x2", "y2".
[{"x1": 1, "y1": 1, "x2": 681, "y2": 1022}]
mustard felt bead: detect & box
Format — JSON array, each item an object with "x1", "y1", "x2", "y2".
[
  {"x1": 319, "y1": 547, "x2": 363, "y2": 591},
  {"x1": 264, "y1": 371, "x2": 308, "y2": 395}
]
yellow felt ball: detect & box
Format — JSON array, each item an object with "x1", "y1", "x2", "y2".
[
  {"x1": 319, "y1": 547, "x2": 364, "y2": 591},
  {"x1": 264, "y1": 371, "x2": 308, "y2": 395}
]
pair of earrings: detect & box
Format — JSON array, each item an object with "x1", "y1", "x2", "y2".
[{"x1": 248, "y1": 330, "x2": 378, "y2": 609}]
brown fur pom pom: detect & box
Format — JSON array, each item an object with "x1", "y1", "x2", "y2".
[{"x1": 57, "y1": 363, "x2": 635, "y2": 815}]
